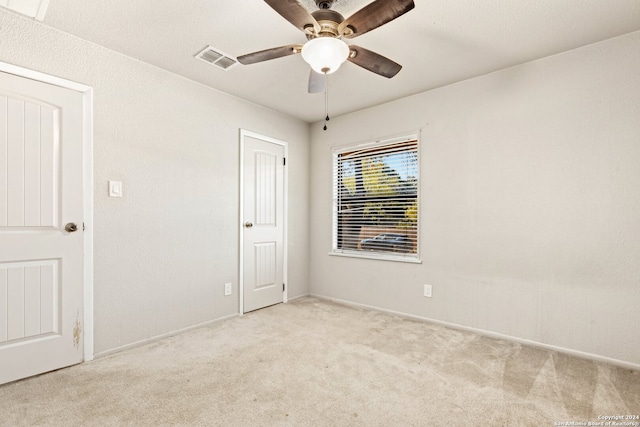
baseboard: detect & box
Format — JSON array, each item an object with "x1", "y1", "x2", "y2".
[
  {"x1": 287, "y1": 293, "x2": 311, "y2": 302},
  {"x1": 310, "y1": 293, "x2": 640, "y2": 372},
  {"x1": 92, "y1": 313, "x2": 240, "y2": 359}
]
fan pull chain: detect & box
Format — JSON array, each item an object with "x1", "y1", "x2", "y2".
[{"x1": 323, "y1": 72, "x2": 329, "y2": 131}]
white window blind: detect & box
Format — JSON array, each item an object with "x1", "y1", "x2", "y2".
[{"x1": 332, "y1": 135, "x2": 419, "y2": 260}]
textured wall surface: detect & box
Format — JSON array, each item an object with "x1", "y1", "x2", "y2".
[
  {"x1": 309, "y1": 31, "x2": 640, "y2": 366},
  {"x1": 0, "y1": 10, "x2": 310, "y2": 355},
  {"x1": 2, "y1": 6, "x2": 639, "y2": 367}
]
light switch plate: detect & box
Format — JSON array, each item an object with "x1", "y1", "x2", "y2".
[
  {"x1": 424, "y1": 284, "x2": 432, "y2": 298},
  {"x1": 109, "y1": 181, "x2": 123, "y2": 198}
]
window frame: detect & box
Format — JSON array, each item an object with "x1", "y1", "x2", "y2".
[{"x1": 330, "y1": 133, "x2": 421, "y2": 264}]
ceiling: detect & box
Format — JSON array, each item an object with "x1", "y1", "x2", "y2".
[{"x1": 38, "y1": 0, "x2": 640, "y2": 123}]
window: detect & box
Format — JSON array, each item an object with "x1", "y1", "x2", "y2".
[{"x1": 332, "y1": 135, "x2": 419, "y2": 261}]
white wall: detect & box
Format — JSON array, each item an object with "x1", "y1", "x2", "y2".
[
  {"x1": 309, "y1": 31, "x2": 640, "y2": 366},
  {"x1": 2, "y1": 7, "x2": 638, "y2": 367},
  {"x1": 0, "y1": 10, "x2": 310, "y2": 355}
]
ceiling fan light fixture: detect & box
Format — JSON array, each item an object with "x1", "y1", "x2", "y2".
[{"x1": 301, "y1": 37, "x2": 349, "y2": 74}]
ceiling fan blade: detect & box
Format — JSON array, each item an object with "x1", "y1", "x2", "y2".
[
  {"x1": 347, "y1": 45, "x2": 402, "y2": 78},
  {"x1": 264, "y1": 0, "x2": 320, "y2": 34},
  {"x1": 237, "y1": 44, "x2": 302, "y2": 65},
  {"x1": 338, "y1": 0, "x2": 415, "y2": 39},
  {"x1": 308, "y1": 70, "x2": 326, "y2": 93}
]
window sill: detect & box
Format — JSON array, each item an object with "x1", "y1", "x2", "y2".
[{"x1": 328, "y1": 251, "x2": 422, "y2": 264}]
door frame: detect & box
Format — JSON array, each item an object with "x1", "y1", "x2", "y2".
[
  {"x1": 0, "y1": 61, "x2": 94, "y2": 361},
  {"x1": 239, "y1": 129, "x2": 288, "y2": 315}
]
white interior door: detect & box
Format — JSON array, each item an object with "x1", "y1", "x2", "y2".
[
  {"x1": 242, "y1": 132, "x2": 285, "y2": 313},
  {"x1": 0, "y1": 71, "x2": 84, "y2": 385}
]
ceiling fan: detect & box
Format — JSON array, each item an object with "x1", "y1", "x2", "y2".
[{"x1": 237, "y1": 0, "x2": 415, "y2": 93}]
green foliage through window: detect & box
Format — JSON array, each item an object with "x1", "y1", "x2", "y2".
[{"x1": 333, "y1": 137, "x2": 419, "y2": 257}]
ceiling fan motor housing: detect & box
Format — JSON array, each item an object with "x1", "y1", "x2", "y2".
[
  {"x1": 315, "y1": 0, "x2": 335, "y2": 9},
  {"x1": 309, "y1": 9, "x2": 345, "y2": 39}
]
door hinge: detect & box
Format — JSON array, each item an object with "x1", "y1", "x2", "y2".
[
  {"x1": 83, "y1": 222, "x2": 85, "y2": 231},
  {"x1": 283, "y1": 157, "x2": 286, "y2": 166},
  {"x1": 283, "y1": 283, "x2": 285, "y2": 292}
]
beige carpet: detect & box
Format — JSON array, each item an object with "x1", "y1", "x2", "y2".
[{"x1": 1, "y1": 297, "x2": 638, "y2": 426}]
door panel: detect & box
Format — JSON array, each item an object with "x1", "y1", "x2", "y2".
[
  {"x1": 255, "y1": 242, "x2": 276, "y2": 289},
  {"x1": 1, "y1": 96, "x2": 58, "y2": 228},
  {"x1": 0, "y1": 71, "x2": 84, "y2": 385},
  {"x1": 242, "y1": 134, "x2": 285, "y2": 313},
  {"x1": 1, "y1": 261, "x2": 59, "y2": 342}
]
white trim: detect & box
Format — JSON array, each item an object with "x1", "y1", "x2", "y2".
[
  {"x1": 416, "y1": 130, "x2": 422, "y2": 260},
  {"x1": 35, "y1": 0, "x2": 50, "y2": 21},
  {"x1": 82, "y1": 86, "x2": 94, "y2": 362},
  {"x1": 0, "y1": 61, "x2": 95, "y2": 362},
  {"x1": 239, "y1": 129, "x2": 289, "y2": 315},
  {"x1": 331, "y1": 132, "x2": 419, "y2": 152},
  {"x1": 283, "y1": 141, "x2": 289, "y2": 304},
  {"x1": 0, "y1": 0, "x2": 50, "y2": 21},
  {"x1": 287, "y1": 293, "x2": 310, "y2": 302},
  {"x1": 310, "y1": 293, "x2": 640, "y2": 372},
  {"x1": 239, "y1": 132, "x2": 245, "y2": 315},
  {"x1": 94, "y1": 313, "x2": 240, "y2": 359},
  {"x1": 328, "y1": 251, "x2": 422, "y2": 264},
  {"x1": 0, "y1": 62, "x2": 90, "y2": 93}
]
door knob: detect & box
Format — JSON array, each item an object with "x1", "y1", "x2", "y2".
[
  {"x1": 65, "y1": 222, "x2": 78, "y2": 233},
  {"x1": 244, "y1": 222, "x2": 253, "y2": 228}
]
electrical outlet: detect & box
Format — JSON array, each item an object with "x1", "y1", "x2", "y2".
[
  {"x1": 224, "y1": 282, "x2": 232, "y2": 296},
  {"x1": 424, "y1": 284, "x2": 432, "y2": 298}
]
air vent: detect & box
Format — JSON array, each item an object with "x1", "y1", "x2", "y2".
[{"x1": 194, "y1": 46, "x2": 238, "y2": 71}]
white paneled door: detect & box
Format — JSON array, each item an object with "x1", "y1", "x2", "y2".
[
  {"x1": 0, "y1": 71, "x2": 84, "y2": 384},
  {"x1": 242, "y1": 132, "x2": 285, "y2": 313}
]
